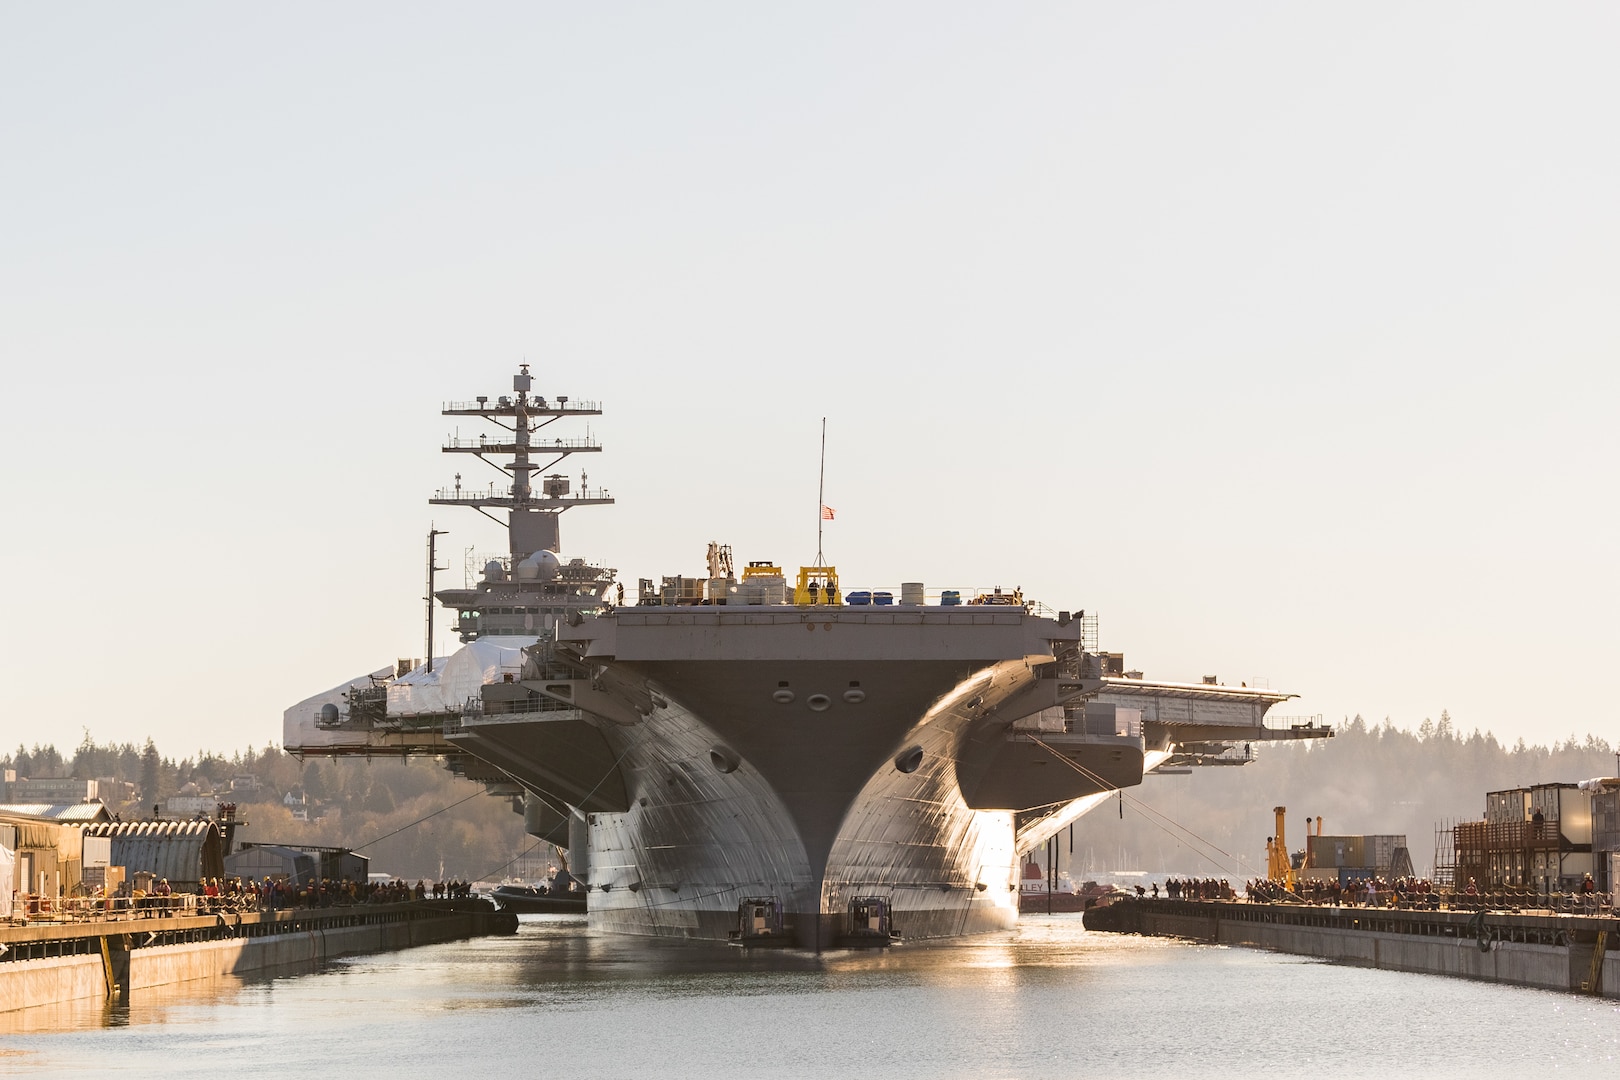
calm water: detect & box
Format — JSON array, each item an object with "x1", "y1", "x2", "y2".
[{"x1": 4, "y1": 914, "x2": 1618, "y2": 1077}]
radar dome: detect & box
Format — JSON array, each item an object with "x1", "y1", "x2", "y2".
[
  {"x1": 516, "y1": 549, "x2": 563, "y2": 582},
  {"x1": 483, "y1": 560, "x2": 506, "y2": 582},
  {"x1": 319, "y1": 703, "x2": 339, "y2": 725}
]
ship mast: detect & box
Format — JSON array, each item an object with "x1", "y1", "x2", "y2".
[
  {"x1": 432, "y1": 364, "x2": 612, "y2": 560},
  {"x1": 425, "y1": 527, "x2": 446, "y2": 671},
  {"x1": 428, "y1": 365, "x2": 617, "y2": 642}
]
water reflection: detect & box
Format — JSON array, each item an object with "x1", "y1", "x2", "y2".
[{"x1": 5, "y1": 915, "x2": 1619, "y2": 1078}]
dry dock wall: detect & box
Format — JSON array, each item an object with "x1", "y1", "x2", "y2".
[
  {"x1": 1091, "y1": 900, "x2": 1620, "y2": 998},
  {"x1": 124, "y1": 916, "x2": 460, "y2": 989},
  {"x1": 1, "y1": 903, "x2": 514, "y2": 1013},
  {"x1": 2, "y1": 954, "x2": 108, "y2": 1015}
]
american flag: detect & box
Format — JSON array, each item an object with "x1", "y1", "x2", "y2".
[{"x1": 821, "y1": 504, "x2": 836, "y2": 520}]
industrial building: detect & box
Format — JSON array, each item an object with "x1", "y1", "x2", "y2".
[
  {"x1": 225, "y1": 843, "x2": 369, "y2": 887},
  {"x1": 1453, "y1": 782, "x2": 1595, "y2": 894},
  {"x1": 1302, "y1": 832, "x2": 1414, "y2": 883}
]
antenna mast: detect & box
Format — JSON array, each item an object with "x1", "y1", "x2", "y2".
[
  {"x1": 425, "y1": 527, "x2": 447, "y2": 671},
  {"x1": 816, "y1": 417, "x2": 826, "y2": 566}
]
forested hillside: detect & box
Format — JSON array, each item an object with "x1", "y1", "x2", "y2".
[
  {"x1": 1069, "y1": 713, "x2": 1619, "y2": 880},
  {"x1": 4, "y1": 736, "x2": 533, "y2": 882},
  {"x1": 11, "y1": 713, "x2": 1617, "y2": 886}
]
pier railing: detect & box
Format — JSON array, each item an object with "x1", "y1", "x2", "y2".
[
  {"x1": 0, "y1": 898, "x2": 505, "y2": 966},
  {"x1": 1237, "y1": 884, "x2": 1613, "y2": 915},
  {"x1": 1109, "y1": 895, "x2": 1620, "y2": 952},
  {"x1": 4, "y1": 882, "x2": 486, "y2": 928},
  {"x1": 5, "y1": 893, "x2": 216, "y2": 924},
  {"x1": 1442, "y1": 888, "x2": 1613, "y2": 916}
]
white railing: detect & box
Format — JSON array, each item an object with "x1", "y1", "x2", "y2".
[
  {"x1": 443, "y1": 435, "x2": 600, "y2": 450},
  {"x1": 443, "y1": 398, "x2": 601, "y2": 413},
  {"x1": 431, "y1": 485, "x2": 613, "y2": 502},
  {"x1": 5, "y1": 893, "x2": 203, "y2": 923},
  {"x1": 1266, "y1": 713, "x2": 1326, "y2": 730}
]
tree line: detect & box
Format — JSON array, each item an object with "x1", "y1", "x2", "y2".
[
  {"x1": 1063, "y1": 712, "x2": 1620, "y2": 881},
  {"x1": 4, "y1": 734, "x2": 534, "y2": 883},
  {"x1": 13, "y1": 713, "x2": 1614, "y2": 887}
]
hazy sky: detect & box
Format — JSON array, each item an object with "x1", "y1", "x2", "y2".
[{"x1": 3, "y1": 3, "x2": 1616, "y2": 759}]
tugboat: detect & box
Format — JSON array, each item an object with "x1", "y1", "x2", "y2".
[
  {"x1": 838, "y1": 895, "x2": 902, "y2": 948},
  {"x1": 728, "y1": 896, "x2": 794, "y2": 947}
]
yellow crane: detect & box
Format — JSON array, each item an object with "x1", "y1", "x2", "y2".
[
  {"x1": 1267, "y1": 806, "x2": 1293, "y2": 890},
  {"x1": 1266, "y1": 807, "x2": 1323, "y2": 894}
]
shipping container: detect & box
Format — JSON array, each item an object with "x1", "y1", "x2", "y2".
[{"x1": 1307, "y1": 833, "x2": 1407, "y2": 871}]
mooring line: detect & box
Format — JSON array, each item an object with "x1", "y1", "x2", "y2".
[{"x1": 1026, "y1": 734, "x2": 1257, "y2": 877}]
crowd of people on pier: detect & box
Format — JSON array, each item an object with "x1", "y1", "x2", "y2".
[
  {"x1": 16, "y1": 873, "x2": 493, "y2": 925},
  {"x1": 1121, "y1": 873, "x2": 1613, "y2": 915},
  {"x1": 431, "y1": 880, "x2": 477, "y2": 899},
  {"x1": 96, "y1": 876, "x2": 483, "y2": 915},
  {"x1": 1238, "y1": 875, "x2": 1438, "y2": 906},
  {"x1": 217, "y1": 876, "x2": 479, "y2": 909},
  {"x1": 1160, "y1": 878, "x2": 1235, "y2": 901},
  {"x1": 1241, "y1": 875, "x2": 1438, "y2": 906},
  {"x1": 1106, "y1": 875, "x2": 1454, "y2": 907}
]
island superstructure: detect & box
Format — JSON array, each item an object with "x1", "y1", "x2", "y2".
[{"x1": 286, "y1": 366, "x2": 1330, "y2": 948}]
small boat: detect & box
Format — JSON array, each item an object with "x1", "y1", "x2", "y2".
[
  {"x1": 1016, "y1": 860, "x2": 1124, "y2": 913},
  {"x1": 728, "y1": 896, "x2": 795, "y2": 947},
  {"x1": 491, "y1": 883, "x2": 586, "y2": 914},
  {"x1": 837, "y1": 895, "x2": 902, "y2": 948}
]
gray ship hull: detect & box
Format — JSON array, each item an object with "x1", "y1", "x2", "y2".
[
  {"x1": 283, "y1": 367, "x2": 1320, "y2": 947},
  {"x1": 446, "y1": 606, "x2": 1144, "y2": 948},
  {"x1": 575, "y1": 665, "x2": 1020, "y2": 946},
  {"x1": 287, "y1": 604, "x2": 1306, "y2": 947}
]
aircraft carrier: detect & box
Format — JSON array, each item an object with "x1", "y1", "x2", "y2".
[{"x1": 285, "y1": 366, "x2": 1330, "y2": 948}]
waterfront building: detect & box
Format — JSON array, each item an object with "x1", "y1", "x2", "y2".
[{"x1": 1454, "y1": 782, "x2": 1595, "y2": 893}]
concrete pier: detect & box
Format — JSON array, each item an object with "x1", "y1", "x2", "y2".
[
  {"x1": 1085, "y1": 898, "x2": 1619, "y2": 997},
  {"x1": 0, "y1": 900, "x2": 517, "y2": 1013}
]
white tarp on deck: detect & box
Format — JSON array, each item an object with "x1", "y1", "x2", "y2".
[
  {"x1": 386, "y1": 637, "x2": 534, "y2": 716},
  {"x1": 283, "y1": 639, "x2": 539, "y2": 752},
  {"x1": 282, "y1": 665, "x2": 400, "y2": 751}
]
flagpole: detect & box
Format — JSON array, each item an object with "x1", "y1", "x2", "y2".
[{"x1": 816, "y1": 417, "x2": 826, "y2": 566}]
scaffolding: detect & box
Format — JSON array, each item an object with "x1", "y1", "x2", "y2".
[
  {"x1": 1432, "y1": 819, "x2": 1457, "y2": 886},
  {"x1": 1450, "y1": 817, "x2": 1584, "y2": 891}
]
